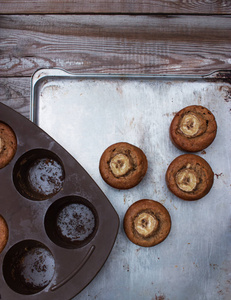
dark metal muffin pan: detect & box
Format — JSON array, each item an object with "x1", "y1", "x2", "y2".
[{"x1": 0, "y1": 102, "x2": 119, "y2": 300}]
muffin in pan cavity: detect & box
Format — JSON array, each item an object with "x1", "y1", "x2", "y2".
[
  {"x1": 0, "y1": 215, "x2": 8, "y2": 253},
  {"x1": 99, "y1": 142, "x2": 148, "y2": 189},
  {"x1": 123, "y1": 199, "x2": 171, "y2": 247},
  {"x1": 170, "y1": 105, "x2": 217, "y2": 152},
  {"x1": 166, "y1": 154, "x2": 214, "y2": 201},
  {"x1": 0, "y1": 122, "x2": 17, "y2": 169}
]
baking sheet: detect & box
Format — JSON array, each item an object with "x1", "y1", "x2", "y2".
[{"x1": 31, "y1": 68, "x2": 231, "y2": 300}]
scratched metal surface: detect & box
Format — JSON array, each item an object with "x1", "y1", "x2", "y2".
[{"x1": 31, "y1": 69, "x2": 231, "y2": 300}]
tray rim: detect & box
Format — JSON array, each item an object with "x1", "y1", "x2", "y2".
[{"x1": 30, "y1": 67, "x2": 231, "y2": 122}]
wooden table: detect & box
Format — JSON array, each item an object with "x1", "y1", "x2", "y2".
[
  {"x1": 1, "y1": 1, "x2": 231, "y2": 118},
  {"x1": 0, "y1": 2, "x2": 231, "y2": 300}
]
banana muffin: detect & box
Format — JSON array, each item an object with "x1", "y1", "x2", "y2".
[
  {"x1": 165, "y1": 154, "x2": 214, "y2": 201},
  {"x1": 0, "y1": 122, "x2": 17, "y2": 169},
  {"x1": 0, "y1": 215, "x2": 8, "y2": 253},
  {"x1": 99, "y1": 142, "x2": 148, "y2": 189},
  {"x1": 170, "y1": 105, "x2": 217, "y2": 152},
  {"x1": 123, "y1": 199, "x2": 171, "y2": 247}
]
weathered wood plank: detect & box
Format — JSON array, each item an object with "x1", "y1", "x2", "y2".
[
  {"x1": 1, "y1": 15, "x2": 231, "y2": 77},
  {"x1": 0, "y1": 77, "x2": 30, "y2": 118},
  {"x1": 0, "y1": 0, "x2": 231, "y2": 14}
]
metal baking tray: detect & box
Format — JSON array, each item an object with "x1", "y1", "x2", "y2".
[{"x1": 31, "y1": 68, "x2": 231, "y2": 300}]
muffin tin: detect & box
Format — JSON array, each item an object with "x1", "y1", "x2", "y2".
[{"x1": 0, "y1": 102, "x2": 119, "y2": 300}]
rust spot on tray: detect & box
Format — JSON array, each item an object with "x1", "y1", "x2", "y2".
[
  {"x1": 213, "y1": 72, "x2": 231, "y2": 101},
  {"x1": 214, "y1": 71, "x2": 231, "y2": 85},
  {"x1": 123, "y1": 263, "x2": 129, "y2": 272},
  {"x1": 193, "y1": 262, "x2": 198, "y2": 267},
  {"x1": 219, "y1": 86, "x2": 231, "y2": 102},
  {"x1": 153, "y1": 294, "x2": 167, "y2": 300},
  {"x1": 210, "y1": 263, "x2": 219, "y2": 270},
  {"x1": 123, "y1": 195, "x2": 126, "y2": 204},
  {"x1": 163, "y1": 111, "x2": 177, "y2": 117},
  {"x1": 206, "y1": 72, "x2": 231, "y2": 102},
  {"x1": 215, "y1": 173, "x2": 223, "y2": 179},
  {"x1": 129, "y1": 117, "x2": 135, "y2": 127},
  {"x1": 116, "y1": 85, "x2": 123, "y2": 95},
  {"x1": 224, "y1": 90, "x2": 231, "y2": 102}
]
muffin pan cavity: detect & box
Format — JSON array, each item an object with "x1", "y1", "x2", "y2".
[
  {"x1": 3, "y1": 240, "x2": 55, "y2": 295},
  {"x1": 45, "y1": 196, "x2": 98, "y2": 249},
  {"x1": 0, "y1": 103, "x2": 119, "y2": 300},
  {"x1": 13, "y1": 149, "x2": 65, "y2": 201}
]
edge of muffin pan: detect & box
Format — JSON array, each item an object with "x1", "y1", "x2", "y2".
[{"x1": 0, "y1": 103, "x2": 119, "y2": 299}]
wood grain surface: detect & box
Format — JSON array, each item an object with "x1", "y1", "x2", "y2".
[
  {"x1": 1, "y1": 0, "x2": 231, "y2": 14},
  {"x1": 1, "y1": 15, "x2": 231, "y2": 78},
  {"x1": 0, "y1": 78, "x2": 30, "y2": 117}
]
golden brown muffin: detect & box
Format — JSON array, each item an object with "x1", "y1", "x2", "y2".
[
  {"x1": 170, "y1": 105, "x2": 217, "y2": 152},
  {"x1": 0, "y1": 215, "x2": 8, "y2": 253},
  {"x1": 166, "y1": 154, "x2": 214, "y2": 201},
  {"x1": 0, "y1": 122, "x2": 17, "y2": 169},
  {"x1": 123, "y1": 199, "x2": 171, "y2": 247},
  {"x1": 99, "y1": 142, "x2": 148, "y2": 189}
]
